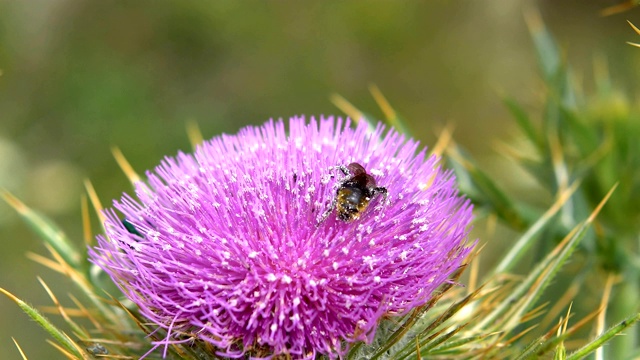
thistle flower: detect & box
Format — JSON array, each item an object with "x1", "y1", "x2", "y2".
[{"x1": 89, "y1": 116, "x2": 474, "y2": 359}]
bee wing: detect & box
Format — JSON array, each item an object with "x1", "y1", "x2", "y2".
[
  {"x1": 364, "y1": 174, "x2": 377, "y2": 188},
  {"x1": 347, "y1": 162, "x2": 366, "y2": 176}
]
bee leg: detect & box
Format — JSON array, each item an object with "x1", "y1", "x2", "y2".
[
  {"x1": 372, "y1": 187, "x2": 389, "y2": 211},
  {"x1": 372, "y1": 187, "x2": 388, "y2": 201},
  {"x1": 337, "y1": 165, "x2": 350, "y2": 176},
  {"x1": 328, "y1": 165, "x2": 350, "y2": 178},
  {"x1": 317, "y1": 197, "x2": 337, "y2": 226}
]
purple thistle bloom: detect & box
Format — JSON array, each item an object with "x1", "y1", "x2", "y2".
[{"x1": 89, "y1": 116, "x2": 474, "y2": 359}]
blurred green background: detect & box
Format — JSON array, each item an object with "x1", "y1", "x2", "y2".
[{"x1": 1, "y1": 1, "x2": 639, "y2": 358}]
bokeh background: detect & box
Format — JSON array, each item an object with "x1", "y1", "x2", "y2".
[{"x1": 1, "y1": 1, "x2": 639, "y2": 358}]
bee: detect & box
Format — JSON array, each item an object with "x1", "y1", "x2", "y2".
[{"x1": 319, "y1": 162, "x2": 388, "y2": 224}]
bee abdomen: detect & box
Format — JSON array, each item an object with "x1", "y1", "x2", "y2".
[{"x1": 336, "y1": 186, "x2": 370, "y2": 221}]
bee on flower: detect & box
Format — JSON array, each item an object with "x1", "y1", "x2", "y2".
[{"x1": 90, "y1": 116, "x2": 474, "y2": 359}]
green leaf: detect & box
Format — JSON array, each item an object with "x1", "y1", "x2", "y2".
[
  {"x1": 447, "y1": 145, "x2": 528, "y2": 231},
  {"x1": 394, "y1": 288, "x2": 479, "y2": 360},
  {"x1": 0, "y1": 288, "x2": 85, "y2": 359},
  {"x1": 476, "y1": 185, "x2": 616, "y2": 334},
  {"x1": 503, "y1": 97, "x2": 541, "y2": 147},
  {"x1": 558, "y1": 105, "x2": 599, "y2": 157},
  {"x1": 2, "y1": 191, "x2": 82, "y2": 270},
  {"x1": 491, "y1": 182, "x2": 579, "y2": 275},
  {"x1": 554, "y1": 340, "x2": 567, "y2": 360},
  {"x1": 566, "y1": 312, "x2": 640, "y2": 360},
  {"x1": 525, "y1": 9, "x2": 564, "y2": 86}
]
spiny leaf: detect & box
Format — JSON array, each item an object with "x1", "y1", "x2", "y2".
[
  {"x1": 502, "y1": 97, "x2": 541, "y2": 148},
  {"x1": 12, "y1": 338, "x2": 29, "y2": 360},
  {"x1": 428, "y1": 332, "x2": 499, "y2": 354},
  {"x1": 475, "y1": 184, "x2": 616, "y2": 332},
  {"x1": 553, "y1": 341, "x2": 566, "y2": 360},
  {"x1": 557, "y1": 105, "x2": 599, "y2": 156},
  {"x1": 491, "y1": 181, "x2": 579, "y2": 275},
  {"x1": 0, "y1": 288, "x2": 86, "y2": 359},
  {"x1": 37, "y1": 242, "x2": 120, "y2": 327},
  {"x1": 525, "y1": 9, "x2": 563, "y2": 85},
  {"x1": 538, "y1": 277, "x2": 583, "y2": 331},
  {"x1": 369, "y1": 84, "x2": 411, "y2": 135},
  {"x1": 517, "y1": 303, "x2": 601, "y2": 360},
  {"x1": 1, "y1": 191, "x2": 82, "y2": 270},
  {"x1": 81, "y1": 196, "x2": 93, "y2": 247},
  {"x1": 186, "y1": 119, "x2": 204, "y2": 149},
  {"x1": 366, "y1": 267, "x2": 469, "y2": 359},
  {"x1": 430, "y1": 124, "x2": 455, "y2": 159},
  {"x1": 566, "y1": 311, "x2": 640, "y2": 360},
  {"x1": 37, "y1": 277, "x2": 88, "y2": 339},
  {"x1": 447, "y1": 144, "x2": 528, "y2": 231},
  {"x1": 47, "y1": 340, "x2": 82, "y2": 360},
  {"x1": 602, "y1": 2, "x2": 640, "y2": 16},
  {"x1": 330, "y1": 93, "x2": 377, "y2": 133},
  {"x1": 394, "y1": 287, "x2": 481, "y2": 359},
  {"x1": 513, "y1": 320, "x2": 563, "y2": 360},
  {"x1": 112, "y1": 147, "x2": 141, "y2": 184},
  {"x1": 68, "y1": 294, "x2": 102, "y2": 331},
  {"x1": 84, "y1": 180, "x2": 105, "y2": 226},
  {"x1": 595, "y1": 274, "x2": 616, "y2": 341},
  {"x1": 627, "y1": 20, "x2": 640, "y2": 47},
  {"x1": 417, "y1": 322, "x2": 470, "y2": 357}
]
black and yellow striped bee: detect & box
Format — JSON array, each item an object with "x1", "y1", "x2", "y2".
[{"x1": 319, "y1": 162, "x2": 387, "y2": 224}]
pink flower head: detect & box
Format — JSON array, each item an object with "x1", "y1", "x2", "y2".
[{"x1": 90, "y1": 116, "x2": 474, "y2": 359}]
